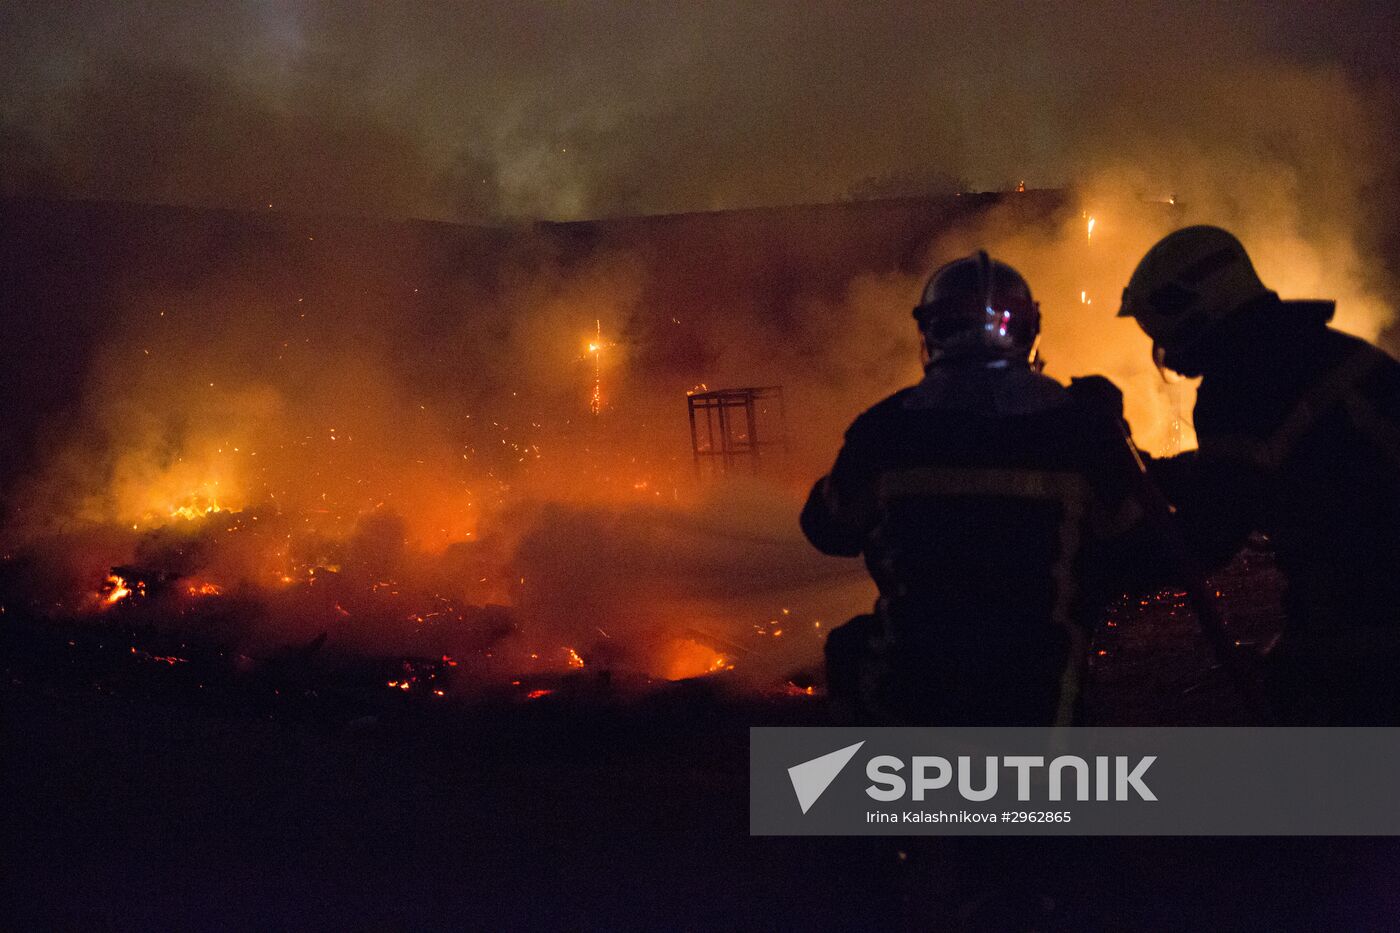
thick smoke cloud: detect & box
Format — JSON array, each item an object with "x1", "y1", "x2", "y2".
[
  {"x1": 0, "y1": 57, "x2": 439, "y2": 218},
  {"x1": 3, "y1": 2, "x2": 1397, "y2": 228},
  {"x1": 3, "y1": 2, "x2": 1398, "y2": 685}
]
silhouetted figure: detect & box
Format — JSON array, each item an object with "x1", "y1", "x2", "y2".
[
  {"x1": 1120, "y1": 225, "x2": 1400, "y2": 724},
  {"x1": 803, "y1": 251, "x2": 1157, "y2": 725}
]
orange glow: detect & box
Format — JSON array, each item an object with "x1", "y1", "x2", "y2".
[
  {"x1": 19, "y1": 193, "x2": 1236, "y2": 703},
  {"x1": 169, "y1": 497, "x2": 226, "y2": 521},
  {"x1": 660, "y1": 638, "x2": 734, "y2": 680},
  {"x1": 587, "y1": 319, "x2": 608, "y2": 415},
  {"x1": 101, "y1": 573, "x2": 132, "y2": 605}
]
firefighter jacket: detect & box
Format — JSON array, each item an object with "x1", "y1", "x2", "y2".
[
  {"x1": 801, "y1": 362, "x2": 1158, "y2": 725},
  {"x1": 1151, "y1": 299, "x2": 1400, "y2": 671}
]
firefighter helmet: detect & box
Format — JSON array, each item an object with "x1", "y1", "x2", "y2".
[
  {"x1": 1118, "y1": 226, "x2": 1272, "y2": 357},
  {"x1": 913, "y1": 251, "x2": 1041, "y2": 364}
]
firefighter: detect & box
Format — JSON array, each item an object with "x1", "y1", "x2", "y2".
[
  {"x1": 802, "y1": 251, "x2": 1157, "y2": 726},
  {"x1": 1119, "y1": 225, "x2": 1400, "y2": 725}
]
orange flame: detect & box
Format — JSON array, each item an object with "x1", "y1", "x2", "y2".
[{"x1": 101, "y1": 573, "x2": 132, "y2": 605}]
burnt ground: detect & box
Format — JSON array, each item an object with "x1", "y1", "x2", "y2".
[{"x1": 5, "y1": 546, "x2": 1400, "y2": 931}]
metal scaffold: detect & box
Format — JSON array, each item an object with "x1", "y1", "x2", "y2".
[{"x1": 686, "y1": 385, "x2": 788, "y2": 477}]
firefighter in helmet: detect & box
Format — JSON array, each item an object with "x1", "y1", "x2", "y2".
[
  {"x1": 802, "y1": 251, "x2": 1158, "y2": 726},
  {"x1": 1119, "y1": 225, "x2": 1400, "y2": 724}
]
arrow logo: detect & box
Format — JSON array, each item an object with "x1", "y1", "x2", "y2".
[{"x1": 788, "y1": 741, "x2": 865, "y2": 814}]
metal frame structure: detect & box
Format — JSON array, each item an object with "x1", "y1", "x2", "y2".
[{"x1": 686, "y1": 385, "x2": 787, "y2": 477}]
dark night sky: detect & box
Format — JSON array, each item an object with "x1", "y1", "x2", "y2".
[{"x1": 2, "y1": 1, "x2": 1397, "y2": 221}]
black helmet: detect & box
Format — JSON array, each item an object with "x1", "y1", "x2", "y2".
[{"x1": 913, "y1": 251, "x2": 1041, "y2": 365}]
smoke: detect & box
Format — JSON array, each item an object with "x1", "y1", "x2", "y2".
[
  {"x1": 3, "y1": 2, "x2": 1397, "y2": 225},
  {"x1": 0, "y1": 203, "x2": 883, "y2": 681},
  {"x1": 508, "y1": 481, "x2": 869, "y2": 682},
  {"x1": 0, "y1": 178, "x2": 1391, "y2": 682},
  {"x1": 3, "y1": 1, "x2": 1398, "y2": 685},
  {"x1": 0, "y1": 57, "x2": 441, "y2": 219}
]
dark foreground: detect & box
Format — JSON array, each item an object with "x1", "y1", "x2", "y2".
[{"x1": 6, "y1": 551, "x2": 1400, "y2": 931}]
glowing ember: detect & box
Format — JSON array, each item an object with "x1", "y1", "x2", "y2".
[
  {"x1": 525, "y1": 688, "x2": 553, "y2": 700},
  {"x1": 11, "y1": 190, "x2": 1213, "y2": 712},
  {"x1": 101, "y1": 573, "x2": 134, "y2": 605},
  {"x1": 128, "y1": 647, "x2": 189, "y2": 665},
  {"x1": 97, "y1": 571, "x2": 147, "y2": 607},
  {"x1": 586, "y1": 319, "x2": 611, "y2": 415}
]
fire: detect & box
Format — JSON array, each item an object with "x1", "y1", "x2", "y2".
[
  {"x1": 25, "y1": 190, "x2": 1208, "y2": 708},
  {"x1": 102, "y1": 573, "x2": 132, "y2": 605},
  {"x1": 660, "y1": 638, "x2": 735, "y2": 681},
  {"x1": 130, "y1": 647, "x2": 188, "y2": 665},
  {"x1": 169, "y1": 497, "x2": 225, "y2": 521},
  {"x1": 586, "y1": 319, "x2": 610, "y2": 415}
]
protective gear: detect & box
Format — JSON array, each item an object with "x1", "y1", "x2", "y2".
[
  {"x1": 1138, "y1": 259, "x2": 1400, "y2": 724},
  {"x1": 913, "y1": 251, "x2": 1041, "y2": 365},
  {"x1": 1118, "y1": 226, "x2": 1272, "y2": 360},
  {"x1": 804, "y1": 260, "x2": 1166, "y2": 726},
  {"x1": 803, "y1": 364, "x2": 1162, "y2": 727}
]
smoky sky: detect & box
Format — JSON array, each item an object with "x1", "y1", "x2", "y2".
[{"x1": 2, "y1": 1, "x2": 1397, "y2": 221}]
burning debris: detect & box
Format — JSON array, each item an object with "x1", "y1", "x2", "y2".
[
  {"x1": 16, "y1": 483, "x2": 830, "y2": 703},
  {"x1": 100, "y1": 572, "x2": 136, "y2": 605},
  {"x1": 2, "y1": 186, "x2": 1384, "y2": 706}
]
